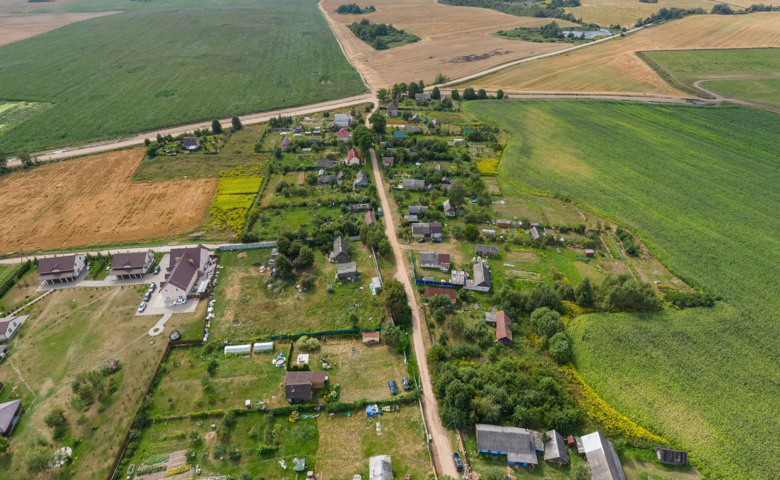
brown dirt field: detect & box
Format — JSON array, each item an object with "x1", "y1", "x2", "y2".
[
  {"x1": 0, "y1": 12, "x2": 117, "y2": 45},
  {"x1": 464, "y1": 13, "x2": 780, "y2": 95},
  {"x1": 321, "y1": 0, "x2": 576, "y2": 89},
  {"x1": 565, "y1": 0, "x2": 713, "y2": 27},
  {"x1": 0, "y1": 0, "x2": 88, "y2": 14},
  {"x1": 0, "y1": 148, "x2": 217, "y2": 252}
]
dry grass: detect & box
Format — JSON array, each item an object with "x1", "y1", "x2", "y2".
[
  {"x1": 321, "y1": 0, "x2": 576, "y2": 88},
  {"x1": 464, "y1": 13, "x2": 780, "y2": 95},
  {"x1": 316, "y1": 403, "x2": 429, "y2": 480},
  {"x1": 0, "y1": 12, "x2": 117, "y2": 46},
  {"x1": 0, "y1": 148, "x2": 217, "y2": 252},
  {"x1": 565, "y1": 0, "x2": 712, "y2": 27}
]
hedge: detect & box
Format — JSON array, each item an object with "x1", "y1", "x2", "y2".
[{"x1": 0, "y1": 260, "x2": 32, "y2": 301}]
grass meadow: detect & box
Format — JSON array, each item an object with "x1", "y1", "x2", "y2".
[
  {"x1": 643, "y1": 48, "x2": 780, "y2": 97},
  {"x1": 0, "y1": 0, "x2": 365, "y2": 153},
  {"x1": 466, "y1": 99, "x2": 780, "y2": 480},
  {"x1": 703, "y1": 78, "x2": 780, "y2": 109}
]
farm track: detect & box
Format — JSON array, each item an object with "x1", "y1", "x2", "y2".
[{"x1": 692, "y1": 77, "x2": 780, "y2": 113}]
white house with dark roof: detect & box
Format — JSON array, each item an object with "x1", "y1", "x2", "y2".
[
  {"x1": 581, "y1": 432, "x2": 627, "y2": 480},
  {"x1": 182, "y1": 137, "x2": 199, "y2": 152},
  {"x1": 37, "y1": 255, "x2": 86, "y2": 285},
  {"x1": 0, "y1": 399, "x2": 23, "y2": 437},
  {"x1": 0, "y1": 315, "x2": 27, "y2": 343},
  {"x1": 161, "y1": 245, "x2": 211, "y2": 302}
]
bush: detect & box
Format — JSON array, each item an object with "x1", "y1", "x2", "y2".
[
  {"x1": 530, "y1": 307, "x2": 564, "y2": 339},
  {"x1": 549, "y1": 332, "x2": 572, "y2": 364}
]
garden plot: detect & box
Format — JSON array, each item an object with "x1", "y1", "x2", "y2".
[{"x1": 210, "y1": 244, "x2": 385, "y2": 339}]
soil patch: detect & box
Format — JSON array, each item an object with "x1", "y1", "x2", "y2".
[{"x1": 0, "y1": 12, "x2": 118, "y2": 46}]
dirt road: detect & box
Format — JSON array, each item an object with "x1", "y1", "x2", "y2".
[
  {"x1": 369, "y1": 148, "x2": 459, "y2": 478},
  {"x1": 692, "y1": 77, "x2": 780, "y2": 114}
]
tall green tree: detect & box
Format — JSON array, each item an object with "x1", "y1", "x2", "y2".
[
  {"x1": 448, "y1": 179, "x2": 466, "y2": 207},
  {"x1": 381, "y1": 279, "x2": 407, "y2": 316},
  {"x1": 231, "y1": 115, "x2": 242, "y2": 130},
  {"x1": 451, "y1": 89, "x2": 460, "y2": 100},
  {"x1": 575, "y1": 277, "x2": 596, "y2": 307},
  {"x1": 431, "y1": 86, "x2": 441, "y2": 100},
  {"x1": 377, "y1": 88, "x2": 389, "y2": 101},
  {"x1": 369, "y1": 111, "x2": 386, "y2": 135},
  {"x1": 212, "y1": 119, "x2": 223, "y2": 134}
]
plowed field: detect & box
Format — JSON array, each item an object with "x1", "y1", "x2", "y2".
[{"x1": 0, "y1": 148, "x2": 216, "y2": 252}]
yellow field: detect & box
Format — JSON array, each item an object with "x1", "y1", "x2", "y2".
[
  {"x1": 565, "y1": 0, "x2": 713, "y2": 27},
  {"x1": 321, "y1": 0, "x2": 577, "y2": 88},
  {"x1": 463, "y1": 13, "x2": 780, "y2": 95}
]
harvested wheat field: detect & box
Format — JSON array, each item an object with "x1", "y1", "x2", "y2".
[
  {"x1": 463, "y1": 13, "x2": 780, "y2": 95},
  {"x1": 565, "y1": 0, "x2": 712, "y2": 27},
  {"x1": 320, "y1": 0, "x2": 576, "y2": 88},
  {"x1": 0, "y1": 148, "x2": 217, "y2": 252},
  {"x1": 0, "y1": 11, "x2": 117, "y2": 46}
]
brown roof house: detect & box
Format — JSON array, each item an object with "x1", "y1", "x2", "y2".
[
  {"x1": 285, "y1": 371, "x2": 328, "y2": 403},
  {"x1": 362, "y1": 331, "x2": 380, "y2": 345},
  {"x1": 109, "y1": 251, "x2": 155, "y2": 279},
  {"x1": 37, "y1": 254, "x2": 86, "y2": 285},
  {"x1": 161, "y1": 245, "x2": 212, "y2": 303},
  {"x1": 382, "y1": 157, "x2": 394, "y2": 167},
  {"x1": 495, "y1": 312, "x2": 513, "y2": 345},
  {"x1": 0, "y1": 399, "x2": 23, "y2": 437},
  {"x1": 364, "y1": 211, "x2": 377, "y2": 227},
  {"x1": 476, "y1": 424, "x2": 543, "y2": 467},
  {"x1": 0, "y1": 315, "x2": 28, "y2": 343}
]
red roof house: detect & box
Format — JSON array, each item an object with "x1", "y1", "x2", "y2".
[{"x1": 337, "y1": 128, "x2": 351, "y2": 142}]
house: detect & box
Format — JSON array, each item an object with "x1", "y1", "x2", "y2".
[
  {"x1": 393, "y1": 130, "x2": 406, "y2": 139},
  {"x1": 330, "y1": 236, "x2": 350, "y2": 263},
  {"x1": 495, "y1": 311, "x2": 513, "y2": 345},
  {"x1": 109, "y1": 252, "x2": 155, "y2": 279},
  {"x1": 284, "y1": 371, "x2": 328, "y2": 403},
  {"x1": 337, "y1": 172, "x2": 346, "y2": 186},
  {"x1": 349, "y1": 203, "x2": 372, "y2": 213},
  {"x1": 369, "y1": 455, "x2": 393, "y2": 480},
  {"x1": 465, "y1": 262, "x2": 492, "y2": 292},
  {"x1": 415, "y1": 93, "x2": 431, "y2": 101},
  {"x1": 37, "y1": 254, "x2": 86, "y2": 285},
  {"x1": 429, "y1": 222, "x2": 443, "y2": 238},
  {"x1": 319, "y1": 174, "x2": 338, "y2": 185},
  {"x1": 405, "y1": 125, "x2": 422, "y2": 134},
  {"x1": 419, "y1": 252, "x2": 450, "y2": 272},
  {"x1": 450, "y1": 270, "x2": 466, "y2": 286},
  {"x1": 411, "y1": 113, "x2": 420, "y2": 122},
  {"x1": 476, "y1": 244, "x2": 499, "y2": 258},
  {"x1": 581, "y1": 432, "x2": 627, "y2": 480},
  {"x1": 0, "y1": 399, "x2": 23, "y2": 437},
  {"x1": 544, "y1": 430, "x2": 569, "y2": 464},
  {"x1": 362, "y1": 331, "x2": 380, "y2": 344},
  {"x1": 476, "y1": 424, "x2": 543, "y2": 467},
  {"x1": 382, "y1": 157, "x2": 394, "y2": 167},
  {"x1": 496, "y1": 219, "x2": 512, "y2": 229},
  {"x1": 162, "y1": 245, "x2": 211, "y2": 302},
  {"x1": 345, "y1": 148, "x2": 361, "y2": 165},
  {"x1": 402, "y1": 179, "x2": 425, "y2": 190},
  {"x1": 269, "y1": 248, "x2": 280, "y2": 268},
  {"x1": 412, "y1": 223, "x2": 429, "y2": 237},
  {"x1": 584, "y1": 249, "x2": 595, "y2": 257},
  {"x1": 364, "y1": 210, "x2": 377, "y2": 227},
  {"x1": 441, "y1": 176, "x2": 451, "y2": 185},
  {"x1": 404, "y1": 215, "x2": 418, "y2": 223},
  {"x1": 334, "y1": 113, "x2": 352, "y2": 127},
  {"x1": 424, "y1": 287, "x2": 457, "y2": 304},
  {"x1": 443, "y1": 199, "x2": 457, "y2": 217},
  {"x1": 353, "y1": 171, "x2": 369, "y2": 188},
  {"x1": 485, "y1": 311, "x2": 497, "y2": 327},
  {"x1": 432, "y1": 119, "x2": 441, "y2": 128},
  {"x1": 530, "y1": 225, "x2": 541, "y2": 241},
  {"x1": 182, "y1": 137, "x2": 199, "y2": 152},
  {"x1": 655, "y1": 448, "x2": 688, "y2": 466},
  {"x1": 337, "y1": 128, "x2": 351, "y2": 142},
  {"x1": 408, "y1": 205, "x2": 428, "y2": 215},
  {"x1": 386, "y1": 103, "x2": 398, "y2": 117},
  {"x1": 369, "y1": 277, "x2": 382, "y2": 295},
  {"x1": 314, "y1": 160, "x2": 336, "y2": 169},
  {"x1": 0, "y1": 315, "x2": 27, "y2": 342},
  {"x1": 336, "y1": 262, "x2": 358, "y2": 282}
]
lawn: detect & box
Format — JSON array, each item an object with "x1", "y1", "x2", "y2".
[
  {"x1": 642, "y1": 48, "x2": 780, "y2": 97},
  {"x1": 466, "y1": 99, "x2": 780, "y2": 480},
  {"x1": 210, "y1": 244, "x2": 386, "y2": 339},
  {"x1": 250, "y1": 205, "x2": 346, "y2": 241},
  {"x1": 0, "y1": 285, "x2": 205, "y2": 479},
  {"x1": 0, "y1": 0, "x2": 366, "y2": 153}
]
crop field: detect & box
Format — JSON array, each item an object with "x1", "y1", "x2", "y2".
[
  {"x1": 0, "y1": 0, "x2": 366, "y2": 153},
  {"x1": 321, "y1": 0, "x2": 575, "y2": 88},
  {"x1": 704, "y1": 78, "x2": 780, "y2": 109},
  {"x1": 466, "y1": 99, "x2": 780, "y2": 480},
  {"x1": 0, "y1": 148, "x2": 216, "y2": 252},
  {"x1": 0, "y1": 11, "x2": 116, "y2": 46},
  {"x1": 0, "y1": 100, "x2": 48, "y2": 132},
  {"x1": 564, "y1": 0, "x2": 712, "y2": 27},
  {"x1": 462, "y1": 13, "x2": 780, "y2": 95},
  {"x1": 0, "y1": 285, "x2": 205, "y2": 479},
  {"x1": 210, "y1": 246, "x2": 386, "y2": 339}
]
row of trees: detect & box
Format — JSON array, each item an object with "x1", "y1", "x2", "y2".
[{"x1": 336, "y1": 3, "x2": 376, "y2": 14}]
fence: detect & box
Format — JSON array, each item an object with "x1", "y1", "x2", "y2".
[
  {"x1": 107, "y1": 340, "x2": 202, "y2": 480},
  {"x1": 217, "y1": 242, "x2": 276, "y2": 252},
  {"x1": 269, "y1": 328, "x2": 361, "y2": 340},
  {"x1": 415, "y1": 278, "x2": 454, "y2": 287}
]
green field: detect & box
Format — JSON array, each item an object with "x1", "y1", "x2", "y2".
[
  {"x1": 703, "y1": 78, "x2": 780, "y2": 110},
  {"x1": 0, "y1": 0, "x2": 365, "y2": 153},
  {"x1": 466, "y1": 99, "x2": 780, "y2": 480},
  {"x1": 35, "y1": 0, "x2": 250, "y2": 12},
  {"x1": 642, "y1": 48, "x2": 780, "y2": 99}
]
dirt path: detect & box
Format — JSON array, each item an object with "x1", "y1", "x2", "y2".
[
  {"x1": 369, "y1": 148, "x2": 459, "y2": 478},
  {"x1": 692, "y1": 77, "x2": 780, "y2": 114}
]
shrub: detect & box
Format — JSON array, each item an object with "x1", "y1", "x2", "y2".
[
  {"x1": 530, "y1": 307, "x2": 564, "y2": 338},
  {"x1": 549, "y1": 332, "x2": 572, "y2": 364}
]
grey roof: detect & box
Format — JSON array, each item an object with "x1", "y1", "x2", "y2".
[
  {"x1": 408, "y1": 205, "x2": 428, "y2": 214},
  {"x1": 476, "y1": 424, "x2": 539, "y2": 466},
  {"x1": 314, "y1": 160, "x2": 336, "y2": 169},
  {"x1": 369, "y1": 455, "x2": 393, "y2": 480},
  {"x1": 582, "y1": 432, "x2": 627, "y2": 480},
  {"x1": 484, "y1": 311, "x2": 497, "y2": 325},
  {"x1": 404, "y1": 215, "x2": 418, "y2": 222},
  {"x1": 476, "y1": 244, "x2": 499, "y2": 257},
  {"x1": 182, "y1": 137, "x2": 199, "y2": 148},
  {"x1": 412, "y1": 223, "x2": 429, "y2": 235},
  {"x1": 349, "y1": 203, "x2": 371, "y2": 212},
  {"x1": 419, "y1": 251, "x2": 439, "y2": 266},
  {"x1": 319, "y1": 174, "x2": 338, "y2": 184},
  {"x1": 386, "y1": 102, "x2": 398, "y2": 111},
  {"x1": 337, "y1": 262, "x2": 357, "y2": 276},
  {"x1": 530, "y1": 226, "x2": 540, "y2": 240},
  {"x1": 332, "y1": 236, "x2": 349, "y2": 261},
  {"x1": 402, "y1": 179, "x2": 425, "y2": 189},
  {"x1": 0, "y1": 400, "x2": 21, "y2": 436},
  {"x1": 655, "y1": 448, "x2": 688, "y2": 466},
  {"x1": 443, "y1": 199, "x2": 456, "y2": 215},
  {"x1": 544, "y1": 430, "x2": 569, "y2": 464},
  {"x1": 354, "y1": 171, "x2": 369, "y2": 185},
  {"x1": 473, "y1": 262, "x2": 492, "y2": 288}
]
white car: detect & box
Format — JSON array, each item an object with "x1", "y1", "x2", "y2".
[
  {"x1": 173, "y1": 298, "x2": 186, "y2": 306},
  {"x1": 138, "y1": 302, "x2": 147, "y2": 313}
]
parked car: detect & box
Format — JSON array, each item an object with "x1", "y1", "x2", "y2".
[
  {"x1": 137, "y1": 302, "x2": 147, "y2": 313},
  {"x1": 432, "y1": 238, "x2": 442, "y2": 243},
  {"x1": 173, "y1": 298, "x2": 186, "y2": 306},
  {"x1": 453, "y1": 453, "x2": 463, "y2": 472},
  {"x1": 148, "y1": 282, "x2": 156, "y2": 292},
  {"x1": 143, "y1": 292, "x2": 151, "y2": 302},
  {"x1": 417, "y1": 238, "x2": 426, "y2": 243},
  {"x1": 402, "y1": 376, "x2": 410, "y2": 391},
  {"x1": 388, "y1": 380, "x2": 397, "y2": 395},
  {"x1": 153, "y1": 265, "x2": 160, "y2": 274}
]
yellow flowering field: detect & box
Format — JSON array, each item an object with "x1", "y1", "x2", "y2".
[
  {"x1": 476, "y1": 158, "x2": 499, "y2": 175},
  {"x1": 208, "y1": 174, "x2": 263, "y2": 234}
]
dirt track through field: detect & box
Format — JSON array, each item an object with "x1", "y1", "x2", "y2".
[
  {"x1": 0, "y1": 12, "x2": 118, "y2": 46},
  {"x1": 0, "y1": 148, "x2": 217, "y2": 252},
  {"x1": 369, "y1": 148, "x2": 460, "y2": 478}
]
